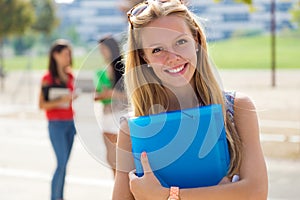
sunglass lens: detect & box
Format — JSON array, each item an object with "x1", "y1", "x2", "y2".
[{"x1": 131, "y1": 4, "x2": 148, "y2": 16}]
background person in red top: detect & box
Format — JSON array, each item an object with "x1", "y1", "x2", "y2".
[{"x1": 38, "y1": 39, "x2": 77, "y2": 200}]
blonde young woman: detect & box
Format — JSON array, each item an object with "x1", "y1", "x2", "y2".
[{"x1": 112, "y1": 0, "x2": 268, "y2": 199}]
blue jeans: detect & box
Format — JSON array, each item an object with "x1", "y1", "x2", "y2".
[{"x1": 48, "y1": 120, "x2": 76, "y2": 200}]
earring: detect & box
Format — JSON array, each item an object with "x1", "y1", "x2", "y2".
[
  {"x1": 147, "y1": 64, "x2": 151, "y2": 68},
  {"x1": 196, "y1": 48, "x2": 199, "y2": 52}
]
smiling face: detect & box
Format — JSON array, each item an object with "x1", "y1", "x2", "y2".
[{"x1": 141, "y1": 15, "x2": 198, "y2": 88}]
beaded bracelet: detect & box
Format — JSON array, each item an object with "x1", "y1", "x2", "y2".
[{"x1": 168, "y1": 186, "x2": 180, "y2": 200}]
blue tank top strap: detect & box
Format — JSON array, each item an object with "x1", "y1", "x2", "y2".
[{"x1": 224, "y1": 91, "x2": 236, "y2": 122}]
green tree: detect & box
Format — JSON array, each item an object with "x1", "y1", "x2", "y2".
[
  {"x1": 66, "y1": 25, "x2": 81, "y2": 45},
  {"x1": 291, "y1": 1, "x2": 300, "y2": 28},
  {"x1": 0, "y1": 0, "x2": 59, "y2": 89},
  {"x1": 31, "y1": 0, "x2": 59, "y2": 34},
  {"x1": 0, "y1": 0, "x2": 34, "y2": 39},
  {"x1": 233, "y1": 0, "x2": 252, "y2": 4},
  {"x1": 0, "y1": 0, "x2": 34, "y2": 88},
  {"x1": 11, "y1": 0, "x2": 59, "y2": 55},
  {"x1": 12, "y1": 33, "x2": 36, "y2": 55}
]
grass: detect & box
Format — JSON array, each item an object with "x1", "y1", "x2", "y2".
[
  {"x1": 3, "y1": 55, "x2": 87, "y2": 71},
  {"x1": 208, "y1": 32, "x2": 300, "y2": 69},
  {"x1": 2, "y1": 32, "x2": 300, "y2": 71}
]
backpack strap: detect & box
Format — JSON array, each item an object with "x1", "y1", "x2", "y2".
[{"x1": 224, "y1": 91, "x2": 236, "y2": 123}]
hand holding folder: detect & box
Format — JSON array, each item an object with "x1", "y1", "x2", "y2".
[{"x1": 128, "y1": 104, "x2": 230, "y2": 188}]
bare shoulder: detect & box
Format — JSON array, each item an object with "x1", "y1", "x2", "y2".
[
  {"x1": 234, "y1": 92, "x2": 256, "y2": 113},
  {"x1": 233, "y1": 92, "x2": 259, "y2": 138}
]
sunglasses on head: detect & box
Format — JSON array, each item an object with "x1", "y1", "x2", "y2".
[{"x1": 127, "y1": 0, "x2": 184, "y2": 29}]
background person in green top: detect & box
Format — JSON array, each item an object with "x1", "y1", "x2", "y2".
[{"x1": 94, "y1": 35, "x2": 126, "y2": 177}]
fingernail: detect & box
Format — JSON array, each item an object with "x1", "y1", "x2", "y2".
[
  {"x1": 231, "y1": 174, "x2": 240, "y2": 182},
  {"x1": 142, "y1": 151, "x2": 147, "y2": 158}
]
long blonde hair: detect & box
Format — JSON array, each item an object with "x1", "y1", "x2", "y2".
[{"x1": 124, "y1": 0, "x2": 242, "y2": 177}]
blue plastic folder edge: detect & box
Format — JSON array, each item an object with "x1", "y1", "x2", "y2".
[{"x1": 128, "y1": 104, "x2": 230, "y2": 188}]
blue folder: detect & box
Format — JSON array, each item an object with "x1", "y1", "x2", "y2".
[{"x1": 128, "y1": 104, "x2": 230, "y2": 188}]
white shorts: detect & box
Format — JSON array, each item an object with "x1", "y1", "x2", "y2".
[{"x1": 94, "y1": 103, "x2": 124, "y2": 134}]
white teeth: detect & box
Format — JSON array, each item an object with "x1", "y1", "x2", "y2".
[{"x1": 167, "y1": 65, "x2": 185, "y2": 73}]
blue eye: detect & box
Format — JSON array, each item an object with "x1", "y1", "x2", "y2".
[
  {"x1": 177, "y1": 39, "x2": 188, "y2": 45},
  {"x1": 152, "y1": 47, "x2": 163, "y2": 54}
]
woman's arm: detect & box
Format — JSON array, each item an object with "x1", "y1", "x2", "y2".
[
  {"x1": 127, "y1": 93, "x2": 268, "y2": 200},
  {"x1": 94, "y1": 89, "x2": 126, "y2": 101},
  {"x1": 112, "y1": 120, "x2": 136, "y2": 200},
  {"x1": 179, "y1": 93, "x2": 268, "y2": 200}
]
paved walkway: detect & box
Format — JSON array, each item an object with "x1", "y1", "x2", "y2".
[{"x1": 0, "y1": 69, "x2": 300, "y2": 199}]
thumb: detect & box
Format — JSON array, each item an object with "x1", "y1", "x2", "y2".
[{"x1": 140, "y1": 151, "x2": 152, "y2": 174}]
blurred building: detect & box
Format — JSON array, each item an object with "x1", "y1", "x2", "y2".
[
  {"x1": 56, "y1": 0, "x2": 297, "y2": 44},
  {"x1": 191, "y1": 0, "x2": 297, "y2": 40},
  {"x1": 56, "y1": 0, "x2": 127, "y2": 44}
]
